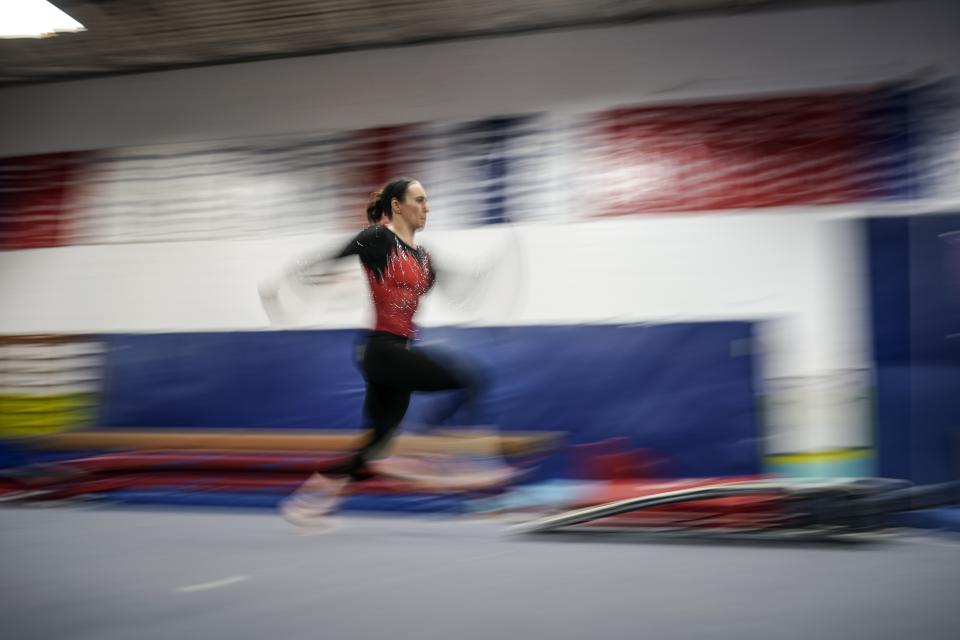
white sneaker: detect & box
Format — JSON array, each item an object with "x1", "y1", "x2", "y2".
[
  {"x1": 373, "y1": 455, "x2": 521, "y2": 491},
  {"x1": 280, "y1": 474, "x2": 346, "y2": 533}
]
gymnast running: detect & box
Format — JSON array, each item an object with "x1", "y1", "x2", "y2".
[{"x1": 259, "y1": 178, "x2": 513, "y2": 527}]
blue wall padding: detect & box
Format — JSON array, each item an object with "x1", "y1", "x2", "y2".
[
  {"x1": 98, "y1": 323, "x2": 759, "y2": 478},
  {"x1": 100, "y1": 329, "x2": 367, "y2": 430},
  {"x1": 893, "y1": 508, "x2": 960, "y2": 532},
  {"x1": 867, "y1": 213, "x2": 960, "y2": 483},
  {"x1": 0, "y1": 442, "x2": 31, "y2": 469}
]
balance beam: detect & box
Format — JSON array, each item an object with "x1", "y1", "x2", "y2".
[{"x1": 28, "y1": 429, "x2": 564, "y2": 456}]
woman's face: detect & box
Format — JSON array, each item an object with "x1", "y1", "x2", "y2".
[{"x1": 392, "y1": 181, "x2": 429, "y2": 231}]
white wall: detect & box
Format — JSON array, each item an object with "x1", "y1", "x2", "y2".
[
  {"x1": 2, "y1": 0, "x2": 958, "y2": 453},
  {"x1": 0, "y1": 212, "x2": 868, "y2": 345}
]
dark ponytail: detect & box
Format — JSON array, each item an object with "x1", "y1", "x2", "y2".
[
  {"x1": 365, "y1": 177, "x2": 416, "y2": 224},
  {"x1": 366, "y1": 190, "x2": 385, "y2": 223}
]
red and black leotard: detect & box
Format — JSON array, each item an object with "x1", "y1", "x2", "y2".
[
  {"x1": 337, "y1": 224, "x2": 435, "y2": 339},
  {"x1": 331, "y1": 224, "x2": 484, "y2": 480}
]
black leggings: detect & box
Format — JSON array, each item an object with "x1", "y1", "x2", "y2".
[{"x1": 337, "y1": 332, "x2": 485, "y2": 481}]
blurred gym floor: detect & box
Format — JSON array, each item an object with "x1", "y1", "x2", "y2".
[{"x1": 2, "y1": 506, "x2": 958, "y2": 640}]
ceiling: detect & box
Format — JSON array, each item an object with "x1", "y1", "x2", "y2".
[{"x1": 0, "y1": 0, "x2": 889, "y2": 86}]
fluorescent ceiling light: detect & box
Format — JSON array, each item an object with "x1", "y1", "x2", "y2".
[{"x1": 0, "y1": 0, "x2": 86, "y2": 38}]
